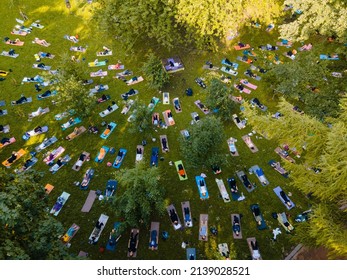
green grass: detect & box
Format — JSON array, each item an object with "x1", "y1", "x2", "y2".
[{"x1": 1, "y1": 0, "x2": 335, "y2": 260}]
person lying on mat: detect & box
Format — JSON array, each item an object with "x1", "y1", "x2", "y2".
[
  {"x1": 0, "y1": 110, "x2": 5, "y2": 116},
  {"x1": 178, "y1": 164, "x2": 186, "y2": 178},
  {"x1": 0, "y1": 137, "x2": 10, "y2": 145},
  {"x1": 169, "y1": 209, "x2": 179, "y2": 225},
  {"x1": 101, "y1": 94, "x2": 108, "y2": 101},
  {"x1": 8, "y1": 49, "x2": 16, "y2": 56},
  {"x1": 128, "y1": 230, "x2": 138, "y2": 257},
  {"x1": 149, "y1": 229, "x2": 158, "y2": 250},
  {"x1": 233, "y1": 216, "x2": 241, "y2": 236},
  {"x1": 55, "y1": 158, "x2": 64, "y2": 168},
  {"x1": 161, "y1": 137, "x2": 168, "y2": 152},
  {"x1": 238, "y1": 42, "x2": 246, "y2": 48},
  {"x1": 251, "y1": 240, "x2": 261, "y2": 260},
  {"x1": 197, "y1": 102, "x2": 209, "y2": 112},
  {"x1": 115, "y1": 150, "x2": 124, "y2": 165},
  {"x1": 13, "y1": 96, "x2": 27, "y2": 104},
  {"x1": 97, "y1": 148, "x2": 106, "y2": 161},
  {"x1": 37, "y1": 63, "x2": 45, "y2": 68},
  {"x1": 200, "y1": 220, "x2": 207, "y2": 240},
  {"x1": 184, "y1": 207, "x2": 191, "y2": 225},
  {"x1": 153, "y1": 114, "x2": 159, "y2": 126},
  {"x1": 229, "y1": 180, "x2": 238, "y2": 193},
  {"x1": 7, "y1": 152, "x2": 18, "y2": 163},
  {"x1": 279, "y1": 190, "x2": 292, "y2": 207},
  {"x1": 24, "y1": 159, "x2": 34, "y2": 169},
  {"x1": 252, "y1": 207, "x2": 262, "y2": 225},
  {"x1": 136, "y1": 147, "x2": 142, "y2": 155},
  {"x1": 38, "y1": 90, "x2": 52, "y2": 99},
  {"x1": 34, "y1": 126, "x2": 42, "y2": 133}
]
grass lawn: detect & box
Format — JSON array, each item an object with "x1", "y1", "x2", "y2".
[{"x1": 1, "y1": 0, "x2": 331, "y2": 260}]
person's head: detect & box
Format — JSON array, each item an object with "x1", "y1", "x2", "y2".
[
  {"x1": 129, "y1": 251, "x2": 133, "y2": 257},
  {"x1": 286, "y1": 201, "x2": 292, "y2": 207},
  {"x1": 258, "y1": 220, "x2": 261, "y2": 225}
]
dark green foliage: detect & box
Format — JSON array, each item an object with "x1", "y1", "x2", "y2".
[
  {"x1": 0, "y1": 171, "x2": 70, "y2": 260},
  {"x1": 110, "y1": 163, "x2": 165, "y2": 227},
  {"x1": 142, "y1": 52, "x2": 169, "y2": 90},
  {"x1": 128, "y1": 99, "x2": 153, "y2": 134},
  {"x1": 179, "y1": 116, "x2": 227, "y2": 168},
  {"x1": 205, "y1": 78, "x2": 236, "y2": 121}
]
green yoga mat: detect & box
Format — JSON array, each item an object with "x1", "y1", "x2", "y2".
[{"x1": 174, "y1": 160, "x2": 188, "y2": 181}]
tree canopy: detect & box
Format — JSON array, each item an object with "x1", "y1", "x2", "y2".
[
  {"x1": 205, "y1": 78, "x2": 236, "y2": 121},
  {"x1": 179, "y1": 115, "x2": 226, "y2": 168},
  {"x1": 141, "y1": 52, "x2": 170, "y2": 90},
  {"x1": 241, "y1": 97, "x2": 347, "y2": 257},
  {"x1": 0, "y1": 171, "x2": 70, "y2": 260},
  {"x1": 280, "y1": 0, "x2": 347, "y2": 42},
  {"x1": 110, "y1": 163, "x2": 165, "y2": 227}
]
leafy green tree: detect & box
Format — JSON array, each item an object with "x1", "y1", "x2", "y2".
[
  {"x1": 54, "y1": 74, "x2": 96, "y2": 118},
  {"x1": 110, "y1": 163, "x2": 165, "y2": 227},
  {"x1": 264, "y1": 52, "x2": 342, "y2": 120},
  {"x1": 205, "y1": 78, "x2": 236, "y2": 121},
  {"x1": 141, "y1": 52, "x2": 169, "y2": 90},
  {"x1": 179, "y1": 116, "x2": 226, "y2": 168},
  {"x1": 128, "y1": 99, "x2": 153, "y2": 134},
  {"x1": 94, "y1": 0, "x2": 180, "y2": 50},
  {"x1": 242, "y1": 97, "x2": 347, "y2": 258},
  {"x1": 0, "y1": 171, "x2": 70, "y2": 260},
  {"x1": 175, "y1": 0, "x2": 283, "y2": 50},
  {"x1": 280, "y1": 0, "x2": 347, "y2": 42}
]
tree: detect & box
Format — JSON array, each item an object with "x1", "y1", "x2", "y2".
[
  {"x1": 110, "y1": 163, "x2": 165, "y2": 227},
  {"x1": 0, "y1": 171, "x2": 71, "y2": 260},
  {"x1": 263, "y1": 52, "x2": 342, "y2": 120},
  {"x1": 179, "y1": 116, "x2": 226, "y2": 168},
  {"x1": 52, "y1": 55, "x2": 96, "y2": 118},
  {"x1": 128, "y1": 99, "x2": 153, "y2": 134},
  {"x1": 141, "y1": 52, "x2": 169, "y2": 90},
  {"x1": 175, "y1": 0, "x2": 283, "y2": 50},
  {"x1": 280, "y1": 0, "x2": 347, "y2": 42},
  {"x1": 241, "y1": 99, "x2": 328, "y2": 162},
  {"x1": 205, "y1": 78, "x2": 236, "y2": 121},
  {"x1": 94, "y1": 0, "x2": 180, "y2": 50},
  {"x1": 54, "y1": 74, "x2": 96, "y2": 118},
  {"x1": 241, "y1": 97, "x2": 347, "y2": 258}
]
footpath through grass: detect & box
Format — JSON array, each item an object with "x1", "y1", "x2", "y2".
[{"x1": 0, "y1": 0, "x2": 316, "y2": 260}]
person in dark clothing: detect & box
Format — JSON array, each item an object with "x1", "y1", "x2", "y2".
[
  {"x1": 8, "y1": 49, "x2": 15, "y2": 56},
  {"x1": 14, "y1": 96, "x2": 27, "y2": 104},
  {"x1": 169, "y1": 209, "x2": 178, "y2": 225},
  {"x1": 23, "y1": 158, "x2": 33, "y2": 169},
  {"x1": 107, "y1": 105, "x2": 113, "y2": 112},
  {"x1": 34, "y1": 126, "x2": 42, "y2": 133},
  {"x1": 233, "y1": 215, "x2": 241, "y2": 236},
  {"x1": 162, "y1": 137, "x2": 168, "y2": 151},
  {"x1": 128, "y1": 230, "x2": 138, "y2": 257},
  {"x1": 279, "y1": 190, "x2": 292, "y2": 207},
  {"x1": 79, "y1": 153, "x2": 86, "y2": 161},
  {"x1": 7, "y1": 152, "x2": 17, "y2": 163},
  {"x1": 0, "y1": 125, "x2": 4, "y2": 132},
  {"x1": 56, "y1": 158, "x2": 63, "y2": 167},
  {"x1": 1, "y1": 137, "x2": 10, "y2": 144}
]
